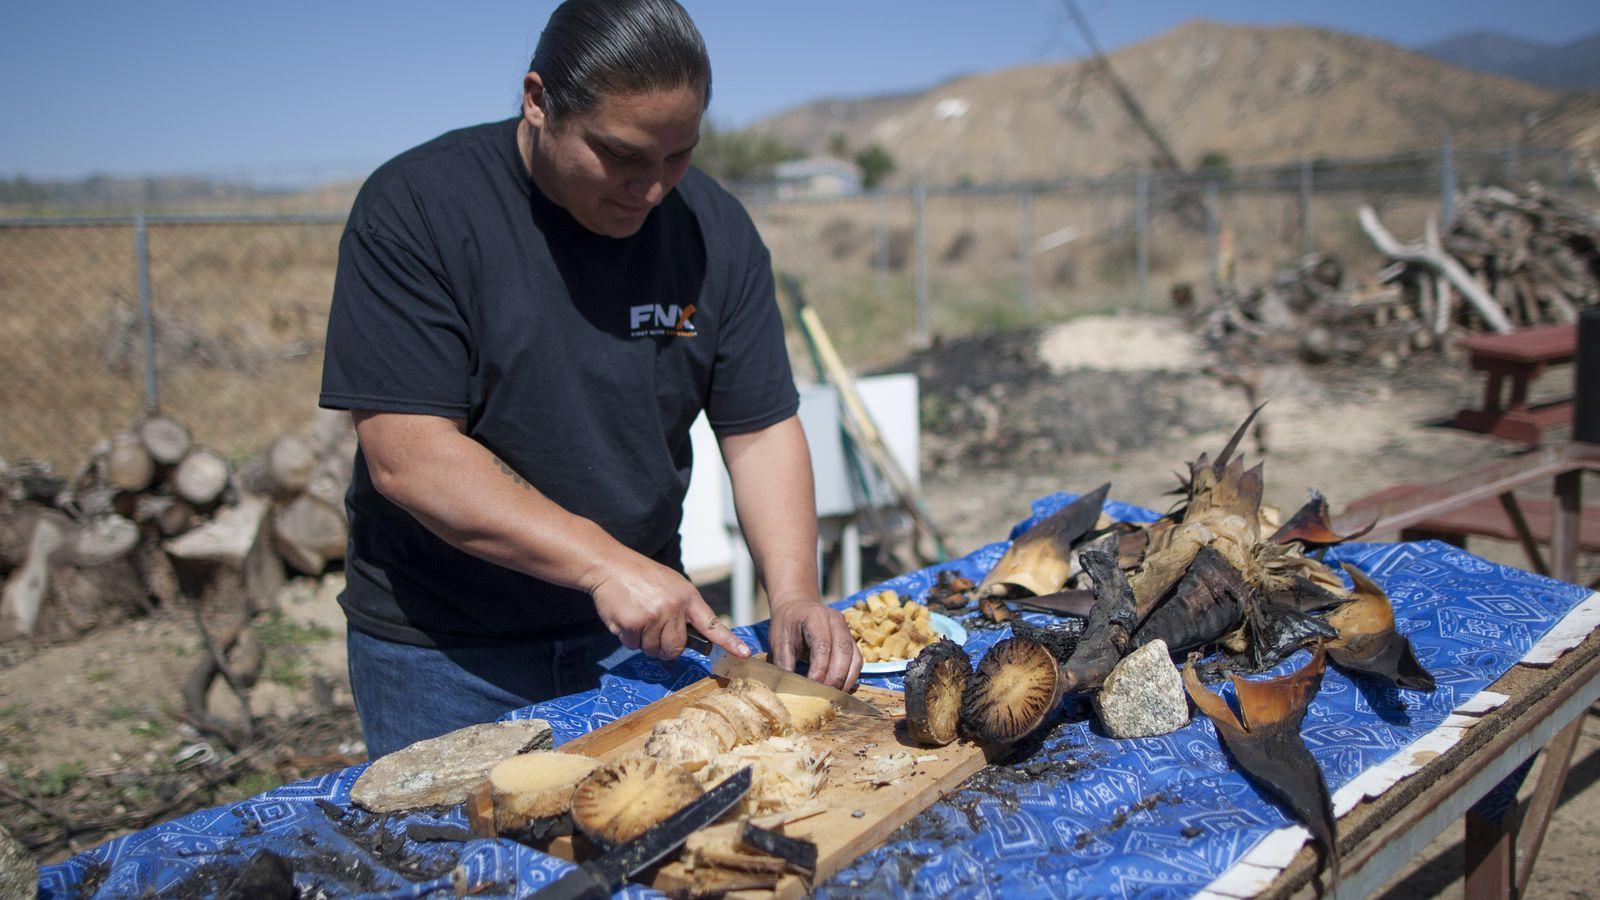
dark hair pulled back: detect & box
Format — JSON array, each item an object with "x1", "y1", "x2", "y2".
[{"x1": 530, "y1": 0, "x2": 712, "y2": 126}]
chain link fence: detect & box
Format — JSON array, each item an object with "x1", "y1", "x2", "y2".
[{"x1": 3, "y1": 144, "x2": 1594, "y2": 470}]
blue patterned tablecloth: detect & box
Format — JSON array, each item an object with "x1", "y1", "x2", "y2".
[{"x1": 38, "y1": 492, "x2": 1596, "y2": 899}]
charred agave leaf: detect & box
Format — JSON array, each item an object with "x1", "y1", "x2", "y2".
[
  {"x1": 1059, "y1": 550, "x2": 1138, "y2": 694},
  {"x1": 1270, "y1": 490, "x2": 1377, "y2": 547},
  {"x1": 1247, "y1": 601, "x2": 1340, "y2": 671},
  {"x1": 1010, "y1": 617, "x2": 1087, "y2": 664},
  {"x1": 1132, "y1": 546, "x2": 1252, "y2": 654},
  {"x1": 959, "y1": 637, "x2": 1063, "y2": 744},
  {"x1": 1183, "y1": 650, "x2": 1340, "y2": 882},
  {"x1": 1268, "y1": 574, "x2": 1352, "y2": 615},
  {"x1": 1013, "y1": 588, "x2": 1096, "y2": 618},
  {"x1": 975, "y1": 483, "x2": 1111, "y2": 600},
  {"x1": 904, "y1": 639, "x2": 972, "y2": 747},
  {"x1": 1326, "y1": 565, "x2": 1436, "y2": 692}
]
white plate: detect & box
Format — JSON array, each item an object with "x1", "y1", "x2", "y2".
[{"x1": 859, "y1": 613, "x2": 969, "y2": 675}]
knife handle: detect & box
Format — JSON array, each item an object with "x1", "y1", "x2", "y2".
[
  {"x1": 685, "y1": 626, "x2": 712, "y2": 655},
  {"x1": 532, "y1": 863, "x2": 611, "y2": 900}
]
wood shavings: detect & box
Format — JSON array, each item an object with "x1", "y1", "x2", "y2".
[{"x1": 854, "y1": 750, "x2": 916, "y2": 787}]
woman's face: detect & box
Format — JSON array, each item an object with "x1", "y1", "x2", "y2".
[{"x1": 525, "y1": 78, "x2": 703, "y2": 238}]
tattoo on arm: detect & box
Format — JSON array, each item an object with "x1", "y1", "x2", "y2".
[{"x1": 492, "y1": 456, "x2": 532, "y2": 491}]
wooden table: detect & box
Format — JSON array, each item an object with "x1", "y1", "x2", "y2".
[
  {"x1": 1299, "y1": 440, "x2": 1600, "y2": 899},
  {"x1": 1270, "y1": 623, "x2": 1600, "y2": 900},
  {"x1": 1451, "y1": 324, "x2": 1578, "y2": 445}
]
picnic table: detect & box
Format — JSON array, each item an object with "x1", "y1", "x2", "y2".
[
  {"x1": 1450, "y1": 323, "x2": 1578, "y2": 445},
  {"x1": 36, "y1": 493, "x2": 1600, "y2": 899}
]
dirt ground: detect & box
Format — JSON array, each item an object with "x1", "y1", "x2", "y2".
[{"x1": 1, "y1": 313, "x2": 1596, "y2": 891}]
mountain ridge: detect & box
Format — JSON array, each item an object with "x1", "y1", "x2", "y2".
[{"x1": 751, "y1": 20, "x2": 1597, "y2": 187}]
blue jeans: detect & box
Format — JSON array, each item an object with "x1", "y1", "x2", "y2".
[{"x1": 346, "y1": 626, "x2": 626, "y2": 758}]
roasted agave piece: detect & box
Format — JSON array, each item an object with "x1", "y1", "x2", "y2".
[
  {"x1": 1325, "y1": 565, "x2": 1435, "y2": 692},
  {"x1": 975, "y1": 483, "x2": 1111, "y2": 601},
  {"x1": 571, "y1": 756, "x2": 704, "y2": 847},
  {"x1": 924, "y1": 569, "x2": 977, "y2": 611},
  {"x1": 978, "y1": 594, "x2": 1016, "y2": 623},
  {"x1": 1184, "y1": 649, "x2": 1340, "y2": 881},
  {"x1": 959, "y1": 637, "x2": 1063, "y2": 744},
  {"x1": 1059, "y1": 550, "x2": 1137, "y2": 694},
  {"x1": 904, "y1": 639, "x2": 972, "y2": 747}
]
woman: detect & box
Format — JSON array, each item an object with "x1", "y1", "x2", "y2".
[{"x1": 321, "y1": 0, "x2": 860, "y2": 757}]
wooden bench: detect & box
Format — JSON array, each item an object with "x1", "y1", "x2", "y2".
[
  {"x1": 1347, "y1": 476, "x2": 1600, "y2": 589},
  {"x1": 1451, "y1": 324, "x2": 1577, "y2": 445}
]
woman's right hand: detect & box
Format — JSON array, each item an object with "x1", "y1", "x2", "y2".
[{"x1": 586, "y1": 555, "x2": 751, "y2": 661}]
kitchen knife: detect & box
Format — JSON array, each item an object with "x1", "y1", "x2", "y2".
[
  {"x1": 530, "y1": 766, "x2": 754, "y2": 900},
  {"x1": 707, "y1": 645, "x2": 886, "y2": 718}
]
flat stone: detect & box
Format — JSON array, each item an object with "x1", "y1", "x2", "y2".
[
  {"x1": 1094, "y1": 640, "x2": 1189, "y2": 739},
  {"x1": 0, "y1": 822, "x2": 37, "y2": 900},
  {"x1": 350, "y1": 719, "x2": 553, "y2": 812}
]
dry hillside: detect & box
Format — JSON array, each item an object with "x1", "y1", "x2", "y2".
[{"x1": 754, "y1": 20, "x2": 1595, "y2": 185}]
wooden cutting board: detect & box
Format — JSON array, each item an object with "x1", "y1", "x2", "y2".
[{"x1": 539, "y1": 674, "x2": 993, "y2": 898}]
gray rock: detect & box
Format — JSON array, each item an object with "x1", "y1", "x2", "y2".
[
  {"x1": 0, "y1": 822, "x2": 38, "y2": 900},
  {"x1": 1093, "y1": 640, "x2": 1189, "y2": 739},
  {"x1": 350, "y1": 719, "x2": 552, "y2": 812}
]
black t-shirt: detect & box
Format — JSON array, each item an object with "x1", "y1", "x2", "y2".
[{"x1": 319, "y1": 117, "x2": 799, "y2": 647}]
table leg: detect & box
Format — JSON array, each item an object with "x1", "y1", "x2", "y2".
[
  {"x1": 1551, "y1": 470, "x2": 1582, "y2": 583},
  {"x1": 1515, "y1": 715, "x2": 1585, "y2": 896},
  {"x1": 1464, "y1": 804, "x2": 1517, "y2": 900},
  {"x1": 1506, "y1": 368, "x2": 1536, "y2": 413},
  {"x1": 1482, "y1": 371, "x2": 1505, "y2": 414}
]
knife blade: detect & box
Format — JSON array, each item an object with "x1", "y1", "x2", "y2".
[
  {"x1": 531, "y1": 766, "x2": 754, "y2": 900},
  {"x1": 709, "y1": 646, "x2": 886, "y2": 718}
]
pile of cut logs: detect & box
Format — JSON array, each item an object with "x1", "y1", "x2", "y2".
[
  {"x1": 1360, "y1": 185, "x2": 1599, "y2": 336},
  {"x1": 1191, "y1": 185, "x2": 1597, "y2": 365},
  {"x1": 1184, "y1": 253, "x2": 1425, "y2": 365},
  {"x1": 0, "y1": 410, "x2": 354, "y2": 644}
]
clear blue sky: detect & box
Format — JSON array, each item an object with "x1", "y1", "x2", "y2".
[{"x1": 3, "y1": 0, "x2": 1596, "y2": 181}]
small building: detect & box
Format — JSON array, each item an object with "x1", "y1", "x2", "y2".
[{"x1": 773, "y1": 156, "x2": 862, "y2": 199}]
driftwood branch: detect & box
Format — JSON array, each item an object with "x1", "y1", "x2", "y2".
[{"x1": 1358, "y1": 205, "x2": 1514, "y2": 334}]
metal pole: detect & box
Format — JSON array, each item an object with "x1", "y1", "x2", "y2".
[
  {"x1": 913, "y1": 185, "x2": 929, "y2": 348},
  {"x1": 1017, "y1": 190, "x2": 1033, "y2": 314},
  {"x1": 1440, "y1": 135, "x2": 1457, "y2": 228},
  {"x1": 1135, "y1": 171, "x2": 1149, "y2": 310},
  {"x1": 1204, "y1": 179, "x2": 1220, "y2": 292},
  {"x1": 134, "y1": 211, "x2": 158, "y2": 415},
  {"x1": 1299, "y1": 158, "x2": 1314, "y2": 255},
  {"x1": 1504, "y1": 142, "x2": 1519, "y2": 186},
  {"x1": 874, "y1": 196, "x2": 888, "y2": 290}
]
